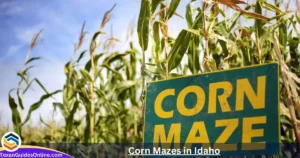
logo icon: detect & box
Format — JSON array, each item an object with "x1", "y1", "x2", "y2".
[{"x1": 1, "y1": 132, "x2": 21, "y2": 152}]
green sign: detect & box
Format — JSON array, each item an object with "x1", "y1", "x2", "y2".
[{"x1": 143, "y1": 63, "x2": 280, "y2": 156}]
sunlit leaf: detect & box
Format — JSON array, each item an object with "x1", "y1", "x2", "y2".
[
  {"x1": 168, "y1": 30, "x2": 192, "y2": 72},
  {"x1": 186, "y1": 3, "x2": 193, "y2": 28},
  {"x1": 137, "y1": 0, "x2": 151, "y2": 51},
  {"x1": 80, "y1": 69, "x2": 92, "y2": 81},
  {"x1": 166, "y1": 0, "x2": 180, "y2": 19}
]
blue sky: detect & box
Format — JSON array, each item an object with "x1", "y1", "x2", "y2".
[{"x1": 0, "y1": 0, "x2": 299, "y2": 127}]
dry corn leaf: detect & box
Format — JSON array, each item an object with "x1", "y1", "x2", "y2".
[
  {"x1": 160, "y1": 25, "x2": 168, "y2": 37},
  {"x1": 281, "y1": 102, "x2": 300, "y2": 126},
  {"x1": 76, "y1": 21, "x2": 87, "y2": 51},
  {"x1": 295, "y1": 100, "x2": 300, "y2": 123},
  {"x1": 100, "y1": 4, "x2": 116, "y2": 31},
  {"x1": 234, "y1": 0, "x2": 247, "y2": 4},
  {"x1": 241, "y1": 28, "x2": 251, "y2": 38},
  {"x1": 217, "y1": 0, "x2": 269, "y2": 20},
  {"x1": 281, "y1": 102, "x2": 291, "y2": 117},
  {"x1": 107, "y1": 37, "x2": 120, "y2": 42},
  {"x1": 212, "y1": 2, "x2": 220, "y2": 17},
  {"x1": 30, "y1": 30, "x2": 43, "y2": 49},
  {"x1": 173, "y1": 12, "x2": 184, "y2": 19},
  {"x1": 288, "y1": 71, "x2": 300, "y2": 84},
  {"x1": 152, "y1": 7, "x2": 168, "y2": 20},
  {"x1": 287, "y1": 73, "x2": 299, "y2": 98},
  {"x1": 202, "y1": 58, "x2": 212, "y2": 72}
]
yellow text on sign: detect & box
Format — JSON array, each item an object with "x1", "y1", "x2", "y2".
[
  {"x1": 154, "y1": 76, "x2": 266, "y2": 118},
  {"x1": 153, "y1": 116, "x2": 267, "y2": 151}
]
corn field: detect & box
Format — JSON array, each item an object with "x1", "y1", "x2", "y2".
[{"x1": 2, "y1": 0, "x2": 300, "y2": 157}]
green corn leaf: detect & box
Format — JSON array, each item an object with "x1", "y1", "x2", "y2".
[
  {"x1": 166, "y1": 0, "x2": 180, "y2": 19},
  {"x1": 22, "y1": 65, "x2": 35, "y2": 77},
  {"x1": 255, "y1": 1, "x2": 264, "y2": 37},
  {"x1": 66, "y1": 101, "x2": 79, "y2": 133},
  {"x1": 280, "y1": 115, "x2": 293, "y2": 128},
  {"x1": 80, "y1": 69, "x2": 92, "y2": 81},
  {"x1": 170, "y1": 73, "x2": 182, "y2": 78},
  {"x1": 118, "y1": 80, "x2": 139, "y2": 90},
  {"x1": 104, "y1": 52, "x2": 130, "y2": 65},
  {"x1": 185, "y1": 28, "x2": 200, "y2": 36},
  {"x1": 23, "y1": 80, "x2": 34, "y2": 94},
  {"x1": 16, "y1": 89, "x2": 24, "y2": 110},
  {"x1": 25, "y1": 57, "x2": 41, "y2": 65},
  {"x1": 151, "y1": 0, "x2": 164, "y2": 14},
  {"x1": 153, "y1": 21, "x2": 161, "y2": 53},
  {"x1": 154, "y1": 20, "x2": 167, "y2": 26},
  {"x1": 117, "y1": 117, "x2": 122, "y2": 142},
  {"x1": 206, "y1": 58, "x2": 218, "y2": 71},
  {"x1": 168, "y1": 30, "x2": 192, "y2": 72},
  {"x1": 22, "y1": 90, "x2": 62, "y2": 126},
  {"x1": 296, "y1": 13, "x2": 300, "y2": 23},
  {"x1": 186, "y1": 3, "x2": 193, "y2": 28},
  {"x1": 123, "y1": 59, "x2": 131, "y2": 80},
  {"x1": 78, "y1": 88, "x2": 89, "y2": 104},
  {"x1": 76, "y1": 50, "x2": 87, "y2": 63},
  {"x1": 23, "y1": 78, "x2": 51, "y2": 97},
  {"x1": 218, "y1": 7, "x2": 226, "y2": 17},
  {"x1": 12, "y1": 109, "x2": 22, "y2": 135},
  {"x1": 267, "y1": 10, "x2": 291, "y2": 22},
  {"x1": 8, "y1": 91, "x2": 22, "y2": 135},
  {"x1": 84, "y1": 116, "x2": 90, "y2": 143},
  {"x1": 90, "y1": 31, "x2": 104, "y2": 53},
  {"x1": 115, "y1": 64, "x2": 125, "y2": 71},
  {"x1": 192, "y1": 9, "x2": 203, "y2": 29},
  {"x1": 137, "y1": 0, "x2": 151, "y2": 51},
  {"x1": 85, "y1": 54, "x2": 103, "y2": 71},
  {"x1": 210, "y1": 32, "x2": 227, "y2": 42},
  {"x1": 278, "y1": 19, "x2": 287, "y2": 48},
  {"x1": 34, "y1": 78, "x2": 50, "y2": 94},
  {"x1": 130, "y1": 46, "x2": 137, "y2": 79},
  {"x1": 229, "y1": 13, "x2": 242, "y2": 32},
  {"x1": 53, "y1": 102, "x2": 67, "y2": 117},
  {"x1": 43, "y1": 135, "x2": 53, "y2": 141},
  {"x1": 187, "y1": 34, "x2": 200, "y2": 74},
  {"x1": 261, "y1": 0, "x2": 283, "y2": 14},
  {"x1": 64, "y1": 62, "x2": 71, "y2": 74},
  {"x1": 289, "y1": 18, "x2": 300, "y2": 37},
  {"x1": 159, "y1": 3, "x2": 166, "y2": 20},
  {"x1": 214, "y1": 24, "x2": 230, "y2": 38},
  {"x1": 39, "y1": 115, "x2": 51, "y2": 129},
  {"x1": 145, "y1": 63, "x2": 157, "y2": 66},
  {"x1": 101, "y1": 64, "x2": 123, "y2": 78},
  {"x1": 17, "y1": 71, "x2": 29, "y2": 85}
]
